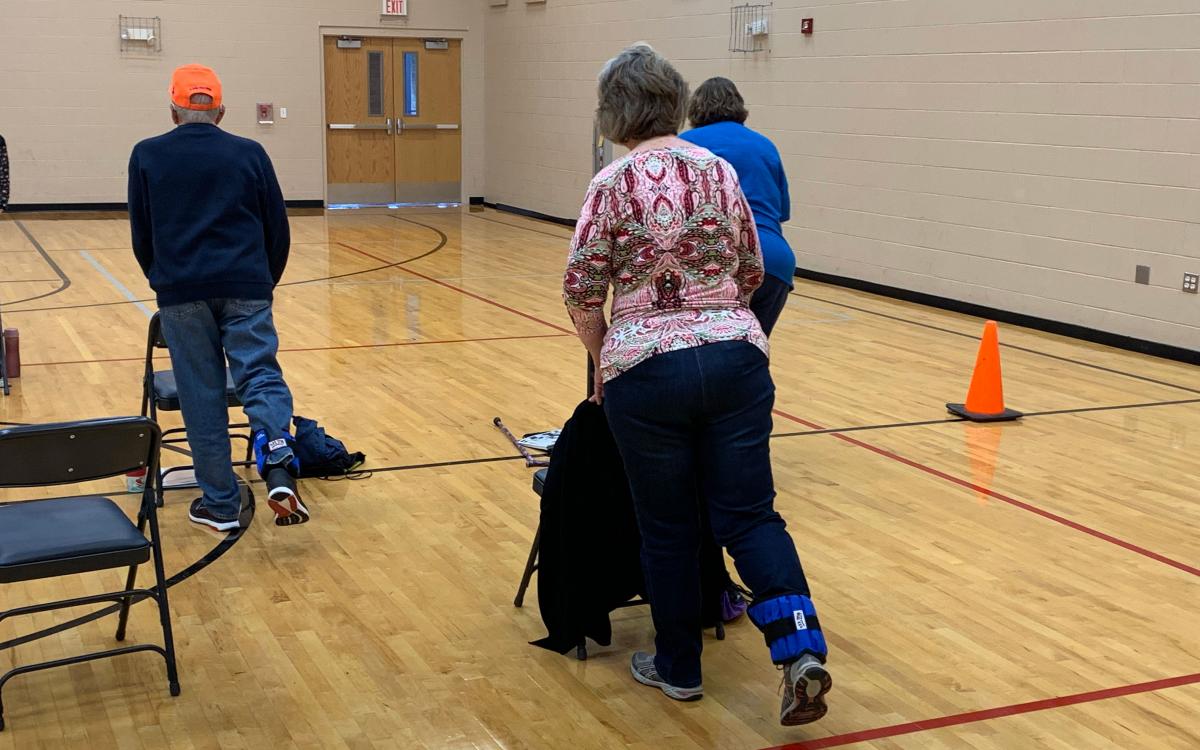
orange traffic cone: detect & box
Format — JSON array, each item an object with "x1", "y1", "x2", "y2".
[{"x1": 946, "y1": 321, "x2": 1022, "y2": 422}]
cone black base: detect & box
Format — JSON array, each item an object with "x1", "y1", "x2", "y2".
[{"x1": 946, "y1": 403, "x2": 1023, "y2": 422}]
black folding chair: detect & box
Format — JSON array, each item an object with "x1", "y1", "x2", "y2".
[
  {"x1": 0, "y1": 298, "x2": 10, "y2": 397},
  {"x1": 141, "y1": 312, "x2": 253, "y2": 497},
  {"x1": 0, "y1": 417, "x2": 179, "y2": 730},
  {"x1": 512, "y1": 468, "x2": 548, "y2": 610}
]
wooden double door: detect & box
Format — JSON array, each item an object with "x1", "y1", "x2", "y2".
[{"x1": 323, "y1": 36, "x2": 462, "y2": 206}]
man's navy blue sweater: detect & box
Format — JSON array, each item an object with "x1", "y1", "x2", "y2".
[{"x1": 128, "y1": 123, "x2": 290, "y2": 306}]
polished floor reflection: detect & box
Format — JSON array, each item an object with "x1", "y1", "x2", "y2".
[{"x1": 1, "y1": 208, "x2": 1198, "y2": 750}]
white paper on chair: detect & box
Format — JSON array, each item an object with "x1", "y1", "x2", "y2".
[
  {"x1": 517, "y1": 430, "x2": 560, "y2": 452},
  {"x1": 161, "y1": 468, "x2": 198, "y2": 488}
]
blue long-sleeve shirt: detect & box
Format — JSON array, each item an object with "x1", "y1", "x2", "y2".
[
  {"x1": 128, "y1": 123, "x2": 290, "y2": 306},
  {"x1": 680, "y1": 121, "x2": 795, "y2": 286}
]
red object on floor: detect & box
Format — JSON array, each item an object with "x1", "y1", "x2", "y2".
[
  {"x1": 126, "y1": 468, "x2": 148, "y2": 494},
  {"x1": 3, "y1": 328, "x2": 19, "y2": 378}
]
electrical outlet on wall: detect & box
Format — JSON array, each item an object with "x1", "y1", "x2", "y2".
[{"x1": 1184, "y1": 273, "x2": 1199, "y2": 294}]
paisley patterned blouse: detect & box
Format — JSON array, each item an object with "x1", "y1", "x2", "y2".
[{"x1": 563, "y1": 145, "x2": 768, "y2": 382}]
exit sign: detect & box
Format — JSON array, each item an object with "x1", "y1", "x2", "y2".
[{"x1": 382, "y1": 0, "x2": 407, "y2": 15}]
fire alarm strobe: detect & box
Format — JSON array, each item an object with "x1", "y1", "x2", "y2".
[{"x1": 801, "y1": 18, "x2": 814, "y2": 35}]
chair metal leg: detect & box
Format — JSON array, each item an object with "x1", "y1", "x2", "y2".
[
  {"x1": 146, "y1": 510, "x2": 180, "y2": 696},
  {"x1": 0, "y1": 644, "x2": 168, "y2": 730},
  {"x1": 116, "y1": 512, "x2": 149, "y2": 642},
  {"x1": 513, "y1": 523, "x2": 542, "y2": 608},
  {"x1": 114, "y1": 564, "x2": 140, "y2": 642},
  {"x1": 576, "y1": 641, "x2": 587, "y2": 661}
]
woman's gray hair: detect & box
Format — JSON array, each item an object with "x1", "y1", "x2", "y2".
[
  {"x1": 172, "y1": 94, "x2": 221, "y2": 124},
  {"x1": 596, "y1": 44, "x2": 688, "y2": 145},
  {"x1": 688, "y1": 77, "x2": 749, "y2": 128}
]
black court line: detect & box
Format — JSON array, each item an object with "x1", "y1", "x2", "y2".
[
  {"x1": 464, "y1": 212, "x2": 575, "y2": 241},
  {"x1": 1, "y1": 218, "x2": 448, "y2": 315},
  {"x1": 0, "y1": 484, "x2": 255, "y2": 651},
  {"x1": 437, "y1": 209, "x2": 1200, "y2": 397},
  {"x1": 794, "y1": 291, "x2": 1200, "y2": 397},
  {"x1": 358, "y1": 454, "x2": 526, "y2": 473},
  {"x1": 771, "y1": 397, "x2": 1200, "y2": 439},
  {"x1": 241, "y1": 454, "x2": 527, "y2": 486},
  {"x1": 5, "y1": 221, "x2": 71, "y2": 306},
  {"x1": 13, "y1": 400, "x2": 1191, "y2": 477},
  {"x1": 31, "y1": 456, "x2": 525, "y2": 498},
  {"x1": 1023, "y1": 398, "x2": 1200, "y2": 418},
  {"x1": 241, "y1": 397, "x2": 1200, "y2": 479},
  {"x1": 386, "y1": 212, "x2": 460, "y2": 242}
]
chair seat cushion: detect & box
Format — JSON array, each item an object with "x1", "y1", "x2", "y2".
[
  {"x1": 153, "y1": 369, "x2": 241, "y2": 410},
  {"x1": 0, "y1": 496, "x2": 151, "y2": 583}
]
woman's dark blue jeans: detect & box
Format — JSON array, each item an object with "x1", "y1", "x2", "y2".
[{"x1": 603, "y1": 340, "x2": 811, "y2": 689}]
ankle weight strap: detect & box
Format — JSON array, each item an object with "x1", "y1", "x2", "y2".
[{"x1": 748, "y1": 594, "x2": 827, "y2": 664}]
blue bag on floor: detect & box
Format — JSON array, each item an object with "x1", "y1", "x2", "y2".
[{"x1": 291, "y1": 416, "x2": 367, "y2": 479}]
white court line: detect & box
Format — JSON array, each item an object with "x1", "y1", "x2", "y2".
[{"x1": 79, "y1": 250, "x2": 155, "y2": 318}]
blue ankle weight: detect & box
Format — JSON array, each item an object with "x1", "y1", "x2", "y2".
[
  {"x1": 254, "y1": 429, "x2": 301, "y2": 477},
  {"x1": 748, "y1": 594, "x2": 826, "y2": 664}
]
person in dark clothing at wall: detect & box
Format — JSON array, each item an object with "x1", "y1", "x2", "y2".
[
  {"x1": 681, "y1": 77, "x2": 796, "y2": 336},
  {"x1": 0, "y1": 134, "x2": 10, "y2": 212},
  {"x1": 128, "y1": 64, "x2": 309, "y2": 531}
]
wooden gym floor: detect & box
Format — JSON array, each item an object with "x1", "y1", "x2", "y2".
[{"x1": 0, "y1": 208, "x2": 1197, "y2": 750}]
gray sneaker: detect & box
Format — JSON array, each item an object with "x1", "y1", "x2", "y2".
[
  {"x1": 629, "y1": 652, "x2": 704, "y2": 702},
  {"x1": 780, "y1": 654, "x2": 832, "y2": 725}
]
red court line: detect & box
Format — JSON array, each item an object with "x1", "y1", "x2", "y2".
[
  {"x1": 336, "y1": 241, "x2": 575, "y2": 335},
  {"x1": 764, "y1": 672, "x2": 1200, "y2": 750},
  {"x1": 21, "y1": 333, "x2": 571, "y2": 368},
  {"x1": 772, "y1": 408, "x2": 1200, "y2": 578}
]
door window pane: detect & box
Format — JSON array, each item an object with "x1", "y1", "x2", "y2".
[
  {"x1": 403, "y1": 51, "x2": 419, "y2": 117},
  {"x1": 368, "y1": 51, "x2": 384, "y2": 116}
]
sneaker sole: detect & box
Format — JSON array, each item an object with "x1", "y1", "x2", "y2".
[
  {"x1": 781, "y1": 664, "x2": 832, "y2": 726},
  {"x1": 630, "y1": 662, "x2": 704, "y2": 702},
  {"x1": 267, "y1": 487, "x2": 310, "y2": 526},
  {"x1": 187, "y1": 511, "x2": 240, "y2": 532}
]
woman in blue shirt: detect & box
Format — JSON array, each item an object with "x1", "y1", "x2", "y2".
[{"x1": 680, "y1": 78, "x2": 795, "y2": 335}]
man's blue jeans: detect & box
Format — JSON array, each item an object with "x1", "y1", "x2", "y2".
[{"x1": 159, "y1": 298, "x2": 295, "y2": 521}]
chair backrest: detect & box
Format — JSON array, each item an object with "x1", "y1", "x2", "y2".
[
  {"x1": 148, "y1": 311, "x2": 167, "y2": 349},
  {"x1": 0, "y1": 417, "x2": 161, "y2": 488},
  {"x1": 144, "y1": 313, "x2": 167, "y2": 391}
]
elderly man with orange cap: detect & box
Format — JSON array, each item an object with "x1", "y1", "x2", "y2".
[{"x1": 128, "y1": 64, "x2": 308, "y2": 531}]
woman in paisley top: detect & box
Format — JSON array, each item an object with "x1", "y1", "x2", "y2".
[{"x1": 562, "y1": 44, "x2": 832, "y2": 727}]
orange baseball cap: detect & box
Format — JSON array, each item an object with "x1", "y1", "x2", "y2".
[{"x1": 169, "y1": 64, "x2": 222, "y2": 110}]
